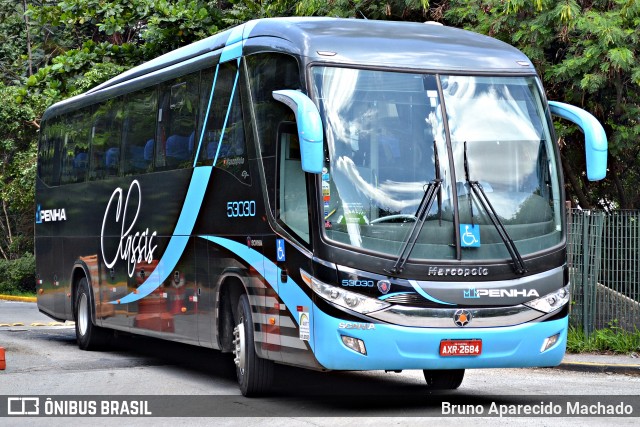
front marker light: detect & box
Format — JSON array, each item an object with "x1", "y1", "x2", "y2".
[
  {"x1": 300, "y1": 269, "x2": 390, "y2": 314},
  {"x1": 523, "y1": 285, "x2": 570, "y2": 314},
  {"x1": 540, "y1": 333, "x2": 560, "y2": 352},
  {"x1": 341, "y1": 335, "x2": 367, "y2": 355}
]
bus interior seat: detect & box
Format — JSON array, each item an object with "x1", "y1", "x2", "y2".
[
  {"x1": 166, "y1": 133, "x2": 193, "y2": 165},
  {"x1": 206, "y1": 141, "x2": 217, "y2": 160},
  {"x1": 105, "y1": 147, "x2": 120, "y2": 175},
  {"x1": 73, "y1": 152, "x2": 88, "y2": 170},
  {"x1": 144, "y1": 139, "x2": 154, "y2": 162},
  {"x1": 127, "y1": 145, "x2": 147, "y2": 171}
]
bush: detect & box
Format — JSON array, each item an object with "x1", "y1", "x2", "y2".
[
  {"x1": 0, "y1": 253, "x2": 36, "y2": 295},
  {"x1": 567, "y1": 323, "x2": 640, "y2": 354}
]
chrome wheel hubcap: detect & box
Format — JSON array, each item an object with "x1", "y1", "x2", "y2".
[
  {"x1": 233, "y1": 321, "x2": 246, "y2": 373},
  {"x1": 78, "y1": 293, "x2": 88, "y2": 336}
]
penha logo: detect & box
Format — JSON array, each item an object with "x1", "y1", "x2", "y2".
[
  {"x1": 101, "y1": 180, "x2": 158, "y2": 278},
  {"x1": 35, "y1": 204, "x2": 67, "y2": 224},
  {"x1": 464, "y1": 287, "x2": 540, "y2": 298},
  {"x1": 464, "y1": 288, "x2": 480, "y2": 299}
]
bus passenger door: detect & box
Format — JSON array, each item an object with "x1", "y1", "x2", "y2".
[{"x1": 272, "y1": 123, "x2": 314, "y2": 360}]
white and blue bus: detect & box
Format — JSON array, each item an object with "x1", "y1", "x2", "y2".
[{"x1": 35, "y1": 17, "x2": 608, "y2": 396}]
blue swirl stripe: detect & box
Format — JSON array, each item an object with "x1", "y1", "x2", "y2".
[
  {"x1": 199, "y1": 235, "x2": 315, "y2": 351},
  {"x1": 111, "y1": 166, "x2": 212, "y2": 304},
  {"x1": 109, "y1": 21, "x2": 257, "y2": 305},
  {"x1": 407, "y1": 280, "x2": 456, "y2": 306}
]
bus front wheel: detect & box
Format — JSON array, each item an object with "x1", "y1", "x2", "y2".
[
  {"x1": 233, "y1": 294, "x2": 274, "y2": 396},
  {"x1": 423, "y1": 369, "x2": 465, "y2": 390},
  {"x1": 75, "y1": 277, "x2": 110, "y2": 350}
]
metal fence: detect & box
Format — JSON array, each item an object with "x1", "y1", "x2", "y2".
[{"x1": 567, "y1": 209, "x2": 640, "y2": 334}]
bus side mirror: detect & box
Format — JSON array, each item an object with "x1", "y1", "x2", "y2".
[
  {"x1": 273, "y1": 90, "x2": 324, "y2": 174},
  {"x1": 548, "y1": 101, "x2": 608, "y2": 181}
]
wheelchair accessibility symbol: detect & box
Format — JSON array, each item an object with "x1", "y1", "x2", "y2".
[
  {"x1": 460, "y1": 224, "x2": 481, "y2": 248},
  {"x1": 276, "y1": 238, "x2": 286, "y2": 261}
]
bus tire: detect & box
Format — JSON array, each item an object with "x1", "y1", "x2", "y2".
[
  {"x1": 233, "y1": 294, "x2": 274, "y2": 396},
  {"x1": 75, "y1": 277, "x2": 110, "y2": 350},
  {"x1": 423, "y1": 369, "x2": 465, "y2": 390}
]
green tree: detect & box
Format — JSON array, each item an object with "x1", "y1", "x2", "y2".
[
  {"x1": 295, "y1": 0, "x2": 430, "y2": 20},
  {"x1": 221, "y1": 0, "x2": 298, "y2": 25},
  {"x1": 0, "y1": 82, "x2": 38, "y2": 259}
]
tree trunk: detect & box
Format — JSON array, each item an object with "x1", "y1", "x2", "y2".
[
  {"x1": 561, "y1": 152, "x2": 592, "y2": 208},
  {"x1": 22, "y1": 0, "x2": 33, "y2": 76},
  {"x1": 608, "y1": 156, "x2": 628, "y2": 209}
]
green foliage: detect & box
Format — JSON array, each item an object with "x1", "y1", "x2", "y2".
[
  {"x1": 222, "y1": 0, "x2": 298, "y2": 25},
  {"x1": 296, "y1": 0, "x2": 429, "y2": 20},
  {"x1": 0, "y1": 253, "x2": 36, "y2": 295},
  {"x1": 0, "y1": 82, "x2": 38, "y2": 258},
  {"x1": 567, "y1": 323, "x2": 640, "y2": 354},
  {"x1": 142, "y1": 0, "x2": 222, "y2": 55},
  {"x1": 0, "y1": 1, "x2": 28, "y2": 84}
]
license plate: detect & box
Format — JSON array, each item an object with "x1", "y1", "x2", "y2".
[{"x1": 439, "y1": 339, "x2": 482, "y2": 356}]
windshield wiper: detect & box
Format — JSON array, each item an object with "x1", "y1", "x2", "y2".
[
  {"x1": 386, "y1": 141, "x2": 442, "y2": 276},
  {"x1": 463, "y1": 141, "x2": 527, "y2": 275}
]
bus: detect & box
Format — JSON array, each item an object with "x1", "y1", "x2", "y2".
[{"x1": 35, "y1": 17, "x2": 608, "y2": 396}]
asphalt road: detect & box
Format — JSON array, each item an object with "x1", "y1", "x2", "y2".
[{"x1": 1, "y1": 300, "x2": 640, "y2": 426}]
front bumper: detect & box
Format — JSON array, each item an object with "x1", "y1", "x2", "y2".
[{"x1": 312, "y1": 304, "x2": 567, "y2": 370}]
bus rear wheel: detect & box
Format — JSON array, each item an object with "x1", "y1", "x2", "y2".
[
  {"x1": 233, "y1": 294, "x2": 274, "y2": 396},
  {"x1": 423, "y1": 369, "x2": 465, "y2": 390},
  {"x1": 75, "y1": 277, "x2": 110, "y2": 350}
]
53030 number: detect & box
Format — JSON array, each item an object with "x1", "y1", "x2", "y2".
[{"x1": 227, "y1": 200, "x2": 256, "y2": 218}]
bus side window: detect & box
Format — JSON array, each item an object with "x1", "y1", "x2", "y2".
[
  {"x1": 157, "y1": 72, "x2": 200, "y2": 170},
  {"x1": 122, "y1": 87, "x2": 157, "y2": 175},
  {"x1": 38, "y1": 117, "x2": 62, "y2": 186},
  {"x1": 277, "y1": 122, "x2": 310, "y2": 243},
  {"x1": 59, "y1": 110, "x2": 91, "y2": 185},
  {"x1": 199, "y1": 62, "x2": 237, "y2": 166},
  {"x1": 89, "y1": 98, "x2": 123, "y2": 180},
  {"x1": 201, "y1": 62, "x2": 250, "y2": 184},
  {"x1": 245, "y1": 53, "x2": 301, "y2": 220}
]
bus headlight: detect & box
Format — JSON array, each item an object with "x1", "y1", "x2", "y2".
[
  {"x1": 523, "y1": 285, "x2": 570, "y2": 314},
  {"x1": 300, "y1": 269, "x2": 390, "y2": 314}
]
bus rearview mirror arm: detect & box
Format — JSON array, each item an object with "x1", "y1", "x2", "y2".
[
  {"x1": 273, "y1": 90, "x2": 324, "y2": 174},
  {"x1": 548, "y1": 101, "x2": 608, "y2": 181}
]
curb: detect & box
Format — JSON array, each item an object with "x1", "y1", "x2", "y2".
[
  {"x1": 556, "y1": 361, "x2": 640, "y2": 376},
  {"x1": 0, "y1": 321, "x2": 72, "y2": 327},
  {"x1": 0, "y1": 294, "x2": 36, "y2": 303}
]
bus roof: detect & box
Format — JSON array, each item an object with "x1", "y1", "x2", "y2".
[
  {"x1": 249, "y1": 17, "x2": 534, "y2": 73},
  {"x1": 44, "y1": 18, "x2": 535, "y2": 120}
]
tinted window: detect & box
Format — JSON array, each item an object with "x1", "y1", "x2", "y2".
[
  {"x1": 89, "y1": 98, "x2": 123, "y2": 180},
  {"x1": 199, "y1": 62, "x2": 248, "y2": 183},
  {"x1": 122, "y1": 87, "x2": 157, "y2": 175},
  {"x1": 246, "y1": 53, "x2": 300, "y2": 217},
  {"x1": 157, "y1": 72, "x2": 200, "y2": 170},
  {"x1": 38, "y1": 117, "x2": 63, "y2": 186}
]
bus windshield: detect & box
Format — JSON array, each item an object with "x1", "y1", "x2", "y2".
[{"x1": 313, "y1": 67, "x2": 562, "y2": 262}]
